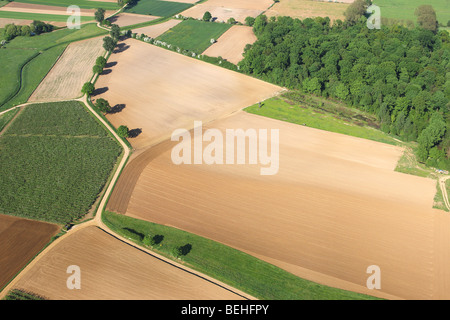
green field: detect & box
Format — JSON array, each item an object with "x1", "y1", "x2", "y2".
[
  {"x1": 156, "y1": 19, "x2": 232, "y2": 53},
  {"x1": 103, "y1": 211, "x2": 378, "y2": 300},
  {"x1": 0, "y1": 101, "x2": 122, "y2": 224},
  {"x1": 0, "y1": 108, "x2": 18, "y2": 133},
  {"x1": 0, "y1": 11, "x2": 94, "y2": 22},
  {"x1": 375, "y1": 0, "x2": 450, "y2": 25},
  {"x1": 124, "y1": 0, "x2": 193, "y2": 17},
  {"x1": 245, "y1": 92, "x2": 398, "y2": 146},
  {"x1": 0, "y1": 49, "x2": 39, "y2": 108},
  {"x1": 2, "y1": 289, "x2": 46, "y2": 300},
  {"x1": 14, "y1": 0, "x2": 119, "y2": 10},
  {"x1": 0, "y1": 23, "x2": 107, "y2": 111}
]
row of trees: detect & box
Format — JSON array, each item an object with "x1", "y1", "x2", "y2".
[
  {"x1": 239, "y1": 12, "x2": 450, "y2": 167},
  {"x1": 2, "y1": 20, "x2": 53, "y2": 41}
]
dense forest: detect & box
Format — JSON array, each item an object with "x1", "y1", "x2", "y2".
[{"x1": 239, "y1": 10, "x2": 450, "y2": 169}]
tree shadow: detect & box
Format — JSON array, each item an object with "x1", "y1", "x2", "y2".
[
  {"x1": 113, "y1": 43, "x2": 130, "y2": 54},
  {"x1": 108, "y1": 15, "x2": 120, "y2": 24},
  {"x1": 128, "y1": 128, "x2": 142, "y2": 138},
  {"x1": 178, "y1": 243, "x2": 192, "y2": 256},
  {"x1": 122, "y1": 227, "x2": 144, "y2": 241},
  {"x1": 110, "y1": 103, "x2": 126, "y2": 114},
  {"x1": 100, "y1": 69, "x2": 112, "y2": 75},
  {"x1": 105, "y1": 61, "x2": 117, "y2": 68},
  {"x1": 152, "y1": 234, "x2": 164, "y2": 245},
  {"x1": 91, "y1": 87, "x2": 108, "y2": 97}
]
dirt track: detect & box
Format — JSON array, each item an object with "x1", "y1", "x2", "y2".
[{"x1": 107, "y1": 111, "x2": 450, "y2": 300}]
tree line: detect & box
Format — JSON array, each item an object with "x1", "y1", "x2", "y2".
[{"x1": 238, "y1": 8, "x2": 450, "y2": 169}]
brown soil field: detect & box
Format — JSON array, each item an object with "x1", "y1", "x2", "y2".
[
  {"x1": 108, "y1": 110, "x2": 450, "y2": 300},
  {"x1": 132, "y1": 19, "x2": 182, "y2": 38},
  {"x1": 107, "y1": 13, "x2": 159, "y2": 27},
  {"x1": 0, "y1": 2, "x2": 115, "y2": 17},
  {"x1": 0, "y1": 18, "x2": 32, "y2": 27},
  {"x1": 11, "y1": 226, "x2": 249, "y2": 300},
  {"x1": 0, "y1": 214, "x2": 59, "y2": 290},
  {"x1": 202, "y1": 25, "x2": 256, "y2": 64},
  {"x1": 265, "y1": 0, "x2": 351, "y2": 21},
  {"x1": 29, "y1": 37, "x2": 105, "y2": 102},
  {"x1": 93, "y1": 38, "x2": 283, "y2": 151}
]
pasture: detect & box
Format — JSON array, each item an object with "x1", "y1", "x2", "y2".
[
  {"x1": 124, "y1": 0, "x2": 193, "y2": 18},
  {"x1": 156, "y1": 19, "x2": 232, "y2": 53},
  {"x1": 10, "y1": 226, "x2": 249, "y2": 299},
  {"x1": 0, "y1": 23, "x2": 107, "y2": 111},
  {"x1": 375, "y1": 0, "x2": 450, "y2": 25},
  {"x1": 13, "y1": 0, "x2": 119, "y2": 10},
  {"x1": 0, "y1": 214, "x2": 59, "y2": 290},
  {"x1": 0, "y1": 101, "x2": 122, "y2": 224}
]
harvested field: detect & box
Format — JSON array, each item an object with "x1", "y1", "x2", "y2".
[
  {"x1": 29, "y1": 37, "x2": 104, "y2": 102},
  {"x1": 180, "y1": 0, "x2": 274, "y2": 22},
  {"x1": 108, "y1": 111, "x2": 450, "y2": 300},
  {"x1": 11, "y1": 226, "x2": 248, "y2": 300},
  {"x1": 132, "y1": 18, "x2": 182, "y2": 37},
  {"x1": 200, "y1": 0, "x2": 274, "y2": 10},
  {"x1": 94, "y1": 38, "x2": 283, "y2": 151},
  {"x1": 265, "y1": 0, "x2": 351, "y2": 22},
  {"x1": 107, "y1": 12, "x2": 159, "y2": 27},
  {"x1": 0, "y1": 214, "x2": 59, "y2": 290},
  {"x1": 180, "y1": 5, "x2": 262, "y2": 23},
  {"x1": 202, "y1": 25, "x2": 257, "y2": 64}
]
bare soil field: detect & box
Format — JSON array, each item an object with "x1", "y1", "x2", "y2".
[
  {"x1": 108, "y1": 111, "x2": 450, "y2": 300},
  {"x1": 29, "y1": 37, "x2": 105, "y2": 102},
  {"x1": 94, "y1": 38, "x2": 283, "y2": 151},
  {"x1": 0, "y1": 2, "x2": 115, "y2": 17},
  {"x1": 11, "y1": 226, "x2": 248, "y2": 299},
  {"x1": 107, "y1": 12, "x2": 159, "y2": 27},
  {"x1": 0, "y1": 17, "x2": 31, "y2": 27},
  {"x1": 132, "y1": 18, "x2": 182, "y2": 38},
  {"x1": 180, "y1": 0, "x2": 274, "y2": 23},
  {"x1": 0, "y1": 214, "x2": 59, "y2": 290},
  {"x1": 202, "y1": 25, "x2": 256, "y2": 64},
  {"x1": 265, "y1": 0, "x2": 351, "y2": 21}
]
